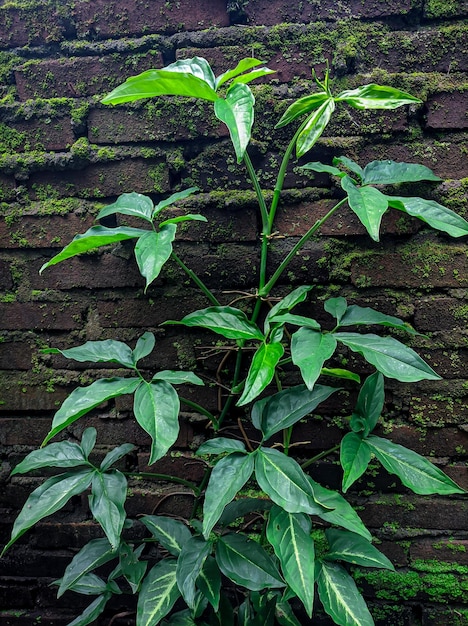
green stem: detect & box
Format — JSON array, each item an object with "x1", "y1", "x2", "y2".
[
  {"x1": 243, "y1": 151, "x2": 269, "y2": 230},
  {"x1": 171, "y1": 251, "x2": 220, "y2": 306},
  {"x1": 216, "y1": 345, "x2": 243, "y2": 429},
  {"x1": 283, "y1": 426, "x2": 293, "y2": 456},
  {"x1": 124, "y1": 471, "x2": 198, "y2": 492},
  {"x1": 301, "y1": 444, "x2": 340, "y2": 470},
  {"x1": 260, "y1": 197, "x2": 347, "y2": 296},
  {"x1": 179, "y1": 397, "x2": 219, "y2": 429},
  {"x1": 190, "y1": 465, "x2": 212, "y2": 519}
]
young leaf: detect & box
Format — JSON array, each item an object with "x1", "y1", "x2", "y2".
[
  {"x1": 141, "y1": 515, "x2": 192, "y2": 556},
  {"x1": 134, "y1": 224, "x2": 177, "y2": 291},
  {"x1": 100, "y1": 443, "x2": 135, "y2": 472},
  {"x1": 341, "y1": 175, "x2": 389, "y2": 242},
  {"x1": 321, "y1": 368, "x2": 360, "y2": 383},
  {"x1": 267, "y1": 313, "x2": 321, "y2": 330},
  {"x1": 197, "y1": 556, "x2": 221, "y2": 611},
  {"x1": 11, "y1": 441, "x2": 88, "y2": 475},
  {"x1": 333, "y1": 156, "x2": 364, "y2": 181},
  {"x1": 89, "y1": 469, "x2": 127, "y2": 549},
  {"x1": 81, "y1": 427, "x2": 97, "y2": 459},
  {"x1": 133, "y1": 380, "x2": 180, "y2": 465},
  {"x1": 197, "y1": 438, "x2": 247, "y2": 456},
  {"x1": 65, "y1": 594, "x2": 111, "y2": 626},
  {"x1": 153, "y1": 186, "x2": 199, "y2": 216},
  {"x1": 216, "y1": 533, "x2": 285, "y2": 591},
  {"x1": 300, "y1": 161, "x2": 343, "y2": 177},
  {"x1": 119, "y1": 542, "x2": 148, "y2": 593},
  {"x1": 42, "y1": 377, "x2": 141, "y2": 446},
  {"x1": 361, "y1": 160, "x2": 441, "y2": 185},
  {"x1": 40, "y1": 226, "x2": 148, "y2": 273},
  {"x1": 167, "y1": 306, "x2": 264, "y2": 341},
  {"x1": 152, "y1": 370, "x2": 204, "y2": 386},
  {"x1": 317, "y1": 561, "x2": 374, "y2": 626},
  {"x1": 237, "y1": 342, "x2": 284, "y2": 406},
  {"x1": 255, "y1": 447, "x2": 328, "y2": 515},
  {"x1": 62, "y1": 572, "x2": 108, "y2": 596},
  {"x1": 296, "y1": 98, "x2": 335, "y2": 158},
  {"x1": 324, "y1": 296, "x2": 348, "y2": 324},
  {"x1": 336, "y1": 83, "x2": 420, "y2": 109},
  {"x1": 231, "y1": 66, "x2": 276, "y2": 85},
  {"x1": 44, "y1": 339, "x2": 135, "y2": 368},
  {"x1": 254, "y1": 384, "x2": 339, "y2": 440},
  {"x1": 159, "y1": 213, "x2": 207, "y2": 227},
  {"x1": 276, "y1": 92, "x2": 331, "y2": 128},
  {"x1": 57, "y1": 538, "x2": 116, "y2": 598},
  {"x1": 366, "y1": 435, "x2": 465, "y2": 495},
  {"x1": 325, "y1": 529, "x2": 394, "y2": 570},
  {"x1": 202, "y1": 452, "x2": 254, "y2": 538},
  {"x1": 97, "y1": 192, "x2": 154, "y2": 222},
  {"x1": 176, "y1": 537, "x2": 212, "y2": 609},
  {"x1": 352, "y1": 371, "x2": 385, "y2": 436},
  {"x1": 214, "y1": 83, "x2": 255, "y2": 163},
  {"x1": 291, "y1": 329, "x2": 337, "y2": 390},
  {"x1": 137, "y1": 560, "x2": 181, "y2": 626},
  {"x1": 2, "y1": 469, "x2": 94, "y2": 554},
  {"x1": 266, "y1": 506, "x2": 315, "y2": 617},
  {"x1": 132, "y1": 331, "x2": 156, "y2": 363},
  {"x1": 335, "y1": 332, "x2": 441, "y2": 382},
  {"x1": 264, "y1": 285, "x2": 313, "y2": 334},
  {"x1": 338, "y1": 305, "x2": 418, "y2": 335},
  {"x1": 387, "y1": 195, "x2": 468, "y2": 238},
  {"x1": 340, "y1": 433, "x2": 372, "y2": 493},
  {"x1": 215, "y1": 57, "x2": 266, "y2": 89}
]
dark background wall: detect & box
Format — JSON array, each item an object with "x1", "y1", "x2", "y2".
[{"x1": 0, "y1": 1, "x2": 467, "y2": 624}]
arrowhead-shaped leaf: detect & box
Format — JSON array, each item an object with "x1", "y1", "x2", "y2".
[
  {"x1": 339, "y1": 305, "x2": 418, "y2": 335},
  {"x1": 296, "y1": 98, "x2": 335, "y2": 158},
  {"x1": 133, "y1": 332, "x2": 156, "y2": 363},
  {"x1": 141, "y1": 515, "x2": 191, "y2": 556},
  {"x1": 137, "y1": 560, "x2": 181, "y2": 626},
  {"x1": 168, "y1": 306, "x2": 264, "y2": 341},
  {"x1": 153, "y1": 186, "x2": 199, "y2": 216},
  {"x1": 57, "y1": 538, "x2": 116, "y2": 598},
  {"x1": 361, "y1": 160, "x2": 441, "y2": 185},
  {"x1": 335, "y1": 332, "x2": 440, "y2": 382},
  {"x1": 134, "y1": 224, "x2": 177, "y2": 290},
  {"x1": 176, "y1": 537, "x2": 212, "y2": 609},
  {"x1": 100, "y1": 443, "x2": 135, "y2": 472},
  {"x1": 325, "y1": 529, "x2": 394, "y2": 570},
  {"x1": 65, "y1": 594, "x2": 111, "y2": 626},
  {"x1": 291, "y1": 329, "x2": 337, "y2": 390},
  {"x1": 44, "y1": 339, "x2": 135, "y2": 368},
  {"x1": 341, "y1": 175, "x2": 389, "y2": 241},
  {"x1": 197, "y1": 556, "x2": 221, "y2": 611},
  {"x1": 351, "y1": 371, "x2": 385, "y2": 436},
  {"x1": 97, "y1": 192, "x2": 154, "y2": 222},
  {"x1": 197, "y1": 438, "x2": 247, "y2": 456},
  {"x1": 336, "y1": 84, "x2": 420, "y2": 109},
  {"x1": 89, "y1": 469, "x2": 127, "y2": 549},
  {"x1": 324, "y1": 296, "x2": 348, "y2": 323},
  {"x1": 12, "y1": 441, "x2": 88, "y2": 475},
  {"x1": 340, "y1": 433, "x2": 372, "y2": 493},
  {"x1": 152, "y1": 370, "x2": 204, "y2": 386},
  {"x1": 387, "y1": 195, "x2": 468, "y2": 238},
  {"x1": 133, "y1": 380, "x2": 180, "y2": 464},
  {"x1": 264, "y1": 285, "x2": 313, "y2": 335},
  {"x1": 215, "y1": 57, "x2": 266, "y2": 89},
  {"x1": 237, "y1": 342, "x2": 284, "y2": 406},
  {"x1": 300, "y1": 161, "x2": 343, "y2": 177},
  {"x1": 276, "y1": 92, "x2": 331, "y2": 128},
  {"x1": 214, "y1": 83, "x2": 255, "y2": 163},
  {"x1": 366, "y1": 435, "x2": 465, "y2": 495}
]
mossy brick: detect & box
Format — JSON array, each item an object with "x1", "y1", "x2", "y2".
[
  {"x1": 241, "y1": 0, "x2": 419, "y2": 24},
  {"x1": 0, "y1": 258, "x2": 13, "y2": 288},
  {"x1": 137, "y1": 452, "x2": 206, "y2": 482},
  {"x1": 0, "y1": 342, "x2": 32, "y2": 370},
  {"x1": 383, "y1": 424, "x2": 468, "y2": 457},
  {"x1": 0, "y1": 213, "x2": 95, "y2": 249},
  {"x1": 424, "y1": 0, "x2": 468, "y2": 19},
  {"x1": 414, "y1": 297, "x2": 467, "y2": 331},
  {"x1": 0, "y1": 174, "x2": 16, "y2": 202},
  {"x1": 426, "y1": 91, "x2": 468, "y2": 130},
  {"x1": 87, "y1": 103, "x2": 228, "y2": 144},
  {"x1": 409, "y1": 397, "x2": 468, "y2": 427},
  {"x1": 2, "y1": 117, "x2": 75, "y2": 152},
  {"x1": 72, "y1": 0, "x2": 229, "y2": 39},
  {"x1": 0, "y1": 301, "x2": 86, "y2": 330},
  {"x1": 421, "y1": 606, "x2": 468, "y2": 626},
  {"x1": 27, "y1": 158, "x2": 170, "y2": 199},
  {"x1": 15, "y1": 53, "x2": 163, "y2": 101},
  {"x1": 0, "y1": 3, "x2": 67, "y2": 49},
  {"x1": 422, "y1": 348, "x2": 468, "y2": 378},
  {"x1": 410, "y1": 539, "x2": 468, "y2": 565}
]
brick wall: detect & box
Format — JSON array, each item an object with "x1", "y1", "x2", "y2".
[{"x1": 0, "y1": 1, "x2": 467, "y2": 624}]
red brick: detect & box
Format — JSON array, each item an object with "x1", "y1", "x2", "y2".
[
  {"x1": 73, "y1": 0, "x2": 229, "y2": 38},
  {"x1": 0, "y1": 175, "x2": 17, "y2": 202},
  {"x1": 426, "y1": 91, "x2": 468, "y2": 130},
  {"x1": 0, "y1": 386, "x2": 69, "y2": 414},
  {"x1": 15, "y1": 53, "x2": 163, "y2": 101},
  {"x1": 0, "y1": 4, "x2": 67, "y2": 49},
  {"x1": 0, "y1": 302, "x2": 86, "y2": 330},
  {"x1": 27, "y1": 159, "x2": 170, "y2": 200},
  {"x1": 0, "y1": 342, "x2": 32, "y2": 370},
  {"x1": 0, "y1": 212, "x2": 95, "y2": 249},
  {"x1": 0, "y1": 259, "x2": 13, "y2": 288},
  {"x1": 414, "y1": 297, "x2": 466, "y2": 331},
  {"x1": 410, "y1": 538, "x2": 468, "y2": 564},
  {"x1": 3, "y1": 117, "x2": 75, "y2": 152},
  {"x1": 409, "y1": 396, "x2": 468, "y2": 428},
  {"x1": 383, "y1": 424, "x2": 468, "y2": 457}
]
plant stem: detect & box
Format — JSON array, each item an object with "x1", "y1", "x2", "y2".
[
  {"x1": 171, "y1": 251, "x2": 220, "y2": 306},
  {"x1": 179, "y1": 397, "x2": 218, "y2": 429},
  {"x1": 124, "y1": 471, "x2": 199, "y2": 492},
  {"x1": 260, "y1": 197, "x2": 347, "y2": 296},
  {"x1": 301, "y1": 444, "x2": 340, "y2": 469},
  {"x1": 243, "y1": 151, "x2": 269, "y2": 230}
]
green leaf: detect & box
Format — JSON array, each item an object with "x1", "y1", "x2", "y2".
[
  {"x1": 335, "y1": 332, "x2": 441, "y2": 382},
  {"x1": 89, "y1": 469, "x2": 127, "y2": 549},
  {"x1": 276, "y1": 92, "x2": 330, "y2": 128},
  {"x1": 333, "y1": 156, "x2": 364, "y2": 181},
  {"x1": 168, "y1": 306, "x2": 264, "y2": 341},
  {"x1": 339, "y1": 305, "x2": 418, "y2": 335},
  {"x1": 2, "y1": 469, "x2": 94, "y2": 554},
  {"x1": 237, "y1": 342, "x2": 284, "y2": 406},
  {"x1": 266, "y1": 313, "x2": 321, "y2": 330},
  {"x1": 57, "y1": 538, "x2": 116, "y2": 598},
  {"x1": 152, "y1": 370, "x2": 204, "y2": 386},
  {"x1": 159, "y1": 213, "x2": 207, "y2": 227},
  {"x1": 325, "y1": 529, "x2": 394, "y2": 570},
  {"x1": 153, "y1": 186, "x2": 199, "y2": 216},
  {"x1": 300, "y1": 161, "x2": 343, "y2": 177},
  {"x1": 255, "y1": 447, "x2": 328, "y2": 515},
  {"x1": 176, "y1": 537, "x2": 212, "y2": 609},
  {"x1": 317, "y1": 561, "x2": 374, "y2": 626},
  {"x1": 133, "y1": 332, "x2": 156, "y2": 363},
  {"x1": 133, "y1": 380, "x2": 180, "y2": 465},
  {"x1": 202, "y1": 452, "x2": 254, "y2": 538},
  {"x1": 216, "y1": 533, "x2": 285, "y2": 591},
  {"x1": 214, "y1": 83, "x2": 255, "y2": 163},
  {"x1": 291, "y1": 329, "x2": 337, "y2": 390},
  {"x1": 341, "y1": 175, "x2": 389, "y2": 241},
  {"x1": 387, "y1": 195, "x2": 468, "y2": 238},
  {"x1": 275, "y1": 599, "x2": 303, "y2": 626},
  {"x1": 351, "y1": 372, "x2": 384, "y2": 436},
  {"x1": 141, "y1": 515, "x2": 191, "y2": 556},
  {"x1": 264, "y1": 285, "x2": 313, "y2": 334},
  {"x1": 97, "y1": 192, "x2": 154, "y2": 222},
  {"x1": 215, "y1": 57, "x2": 265, "y2": 89},
  {"x1": 296, "y1": 98, "x2": 335, "y2": 158},
  {"x1": 44, "y1": 339, "x2": 135, "y2": 368},
  {"x1": 197, "y1": 556, "x2": 221, "y2": 611},
  {"x1": 231, "y1": 66, "x2": 276, "y2": 85},
  {"x1": 218, "y1": 497, "x2": 273, "y2": 526},
  {"x1": 11, "y1": 441, "x2": 88, "y2": 475},
  {"x1": 197, "y1": 438, "x2": 247, "y2": 455},
  {"x1": 253, "y1": 384, "x2": 339, "y2": 440},
  {"x1": 100, "y1": 443, "x2": 135, "y2": 472},
  {"x1": 324, "y1": 296, "x2": 348, "y2": 324},
  {"x1": 361, "y1": 160, "x2": 441, "y2": 185},
  {"x1": 119, "y1": 542, "x2": 148, "y2": 593},
  {"x1": 336, "y1": 83, "x2": 420, "y2": 109},
  {"x1": 42, "y1": 377, "x2": 140, "y2": 446},
  {"x1": 366, "y1": 435, "x2": 465, "y2": 495},
  {"x1": 66, "y1": 594, "x2": 111, "y2": 626},
  {"x1": 81, "y1": 427, "x2": 97, "y2": 459},
  {"x1": 310, "y1": 480, "x2": 372, "y2": 540},
  {"x1": 134, "y1": 224, "x2": 177, "y2": 291},
  {"x1": 321, "y1": 368, "x2": 360, "y2": 383},
  {"x1": 340, "y1": 433, "x2": 372, "y2": 493},
  {"x1": 266, "y1": 506, "x2": 315, "y2": 617},
  {"x1": 63, "y1": 572, "x2": 108, "y2": 596},
  {"x1": 39, "y1": 226, "x2": 148, "y2": 273},
  {"x1": 137, "y1": 560, "x2": 181, "y2": 626}
]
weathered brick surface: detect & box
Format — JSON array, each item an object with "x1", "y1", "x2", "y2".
[{"x1": 426, "y1": 91, "x2": 468, "y2": 130}]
